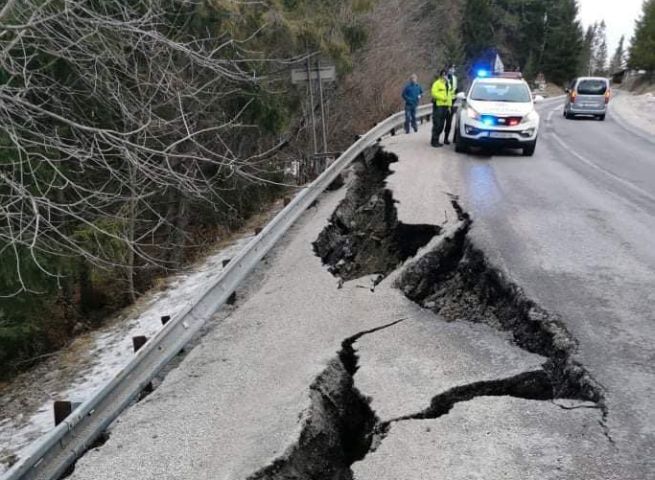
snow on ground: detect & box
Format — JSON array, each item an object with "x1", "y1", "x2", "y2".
[
  {"x1": 611, "y1": 90, "x2": 655, "y2": 137},
  {"x1": 0, "y1": 235, "x2": 254, "y2": 474}
]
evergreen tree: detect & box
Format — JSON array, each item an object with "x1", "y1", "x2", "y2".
[
  {"x1": 540, "y1": 0, "x2": 583, "y2": 85},
  {"x1": 442, "y1": 29, "x2": 466, "y2": 69},
  {"x1": 461, "y1": 0, "x2": 496, "y2": 61},
  {"x1": 580, "y1": 24, "x2": 597, "y2": 76},
  {"x1": 609, "y1": 35, "x2": 626, "y2": 74},
  {"x1": 592, "y1": 20, "x2": 609, "y2": 76},
  {"x1": 629, "y1": 0, "x2": 655, "y2": 72}
]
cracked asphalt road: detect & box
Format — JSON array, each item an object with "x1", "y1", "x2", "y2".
[
  {"x1": 67, "y1": 98, "x2": 654, "y2": 480},
  {"x1": 361, "y1": 98, "x2": 655, "y2": 479}
]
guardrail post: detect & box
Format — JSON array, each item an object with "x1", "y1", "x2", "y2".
[
  {"x1": 132, "y1": 336, "x2": 154, "y2": 393},
  {"x1": 161, "y1": 315, "x2": 171, "y2": 325},
  {"x1": 54, "y1": 400, "x2": 81, "y2": 426},
  {"x1": 255, "y1": 227, "x2": 263, "y2": 235},
  {"x1": 390, "y1": 128, "x2": 396, "y2": 136},
  {"x1": 222, "y1": 258, "x2": 231, "y2": 267},
  {"x1": 284, "y1": 197, "x2": 291, "y2": 206},
  {"x1": 227, "y1": 292, "x2": 237, "y2": 305}
]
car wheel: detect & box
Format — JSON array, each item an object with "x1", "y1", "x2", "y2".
[
  {"x1": 453, "y1": 125, "x2": 465, "y2": 153},
  {"x1": 522, "y1": 140, "x2": 537, "y2": 157}
]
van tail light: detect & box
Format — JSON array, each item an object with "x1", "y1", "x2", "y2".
[
  {"x1": 605, "y1": 90, "x2": 611, "y2": 104},
  {"x1": 570, "y1": 91, "x2": 577, "y2": 103}
]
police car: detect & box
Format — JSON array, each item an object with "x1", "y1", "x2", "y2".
[{"x1": 454, "y1": 71, "x2": 542, "y2": 156}]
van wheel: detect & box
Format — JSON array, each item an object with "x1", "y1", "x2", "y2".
[
  {"x1": 522, "y1": 140, "x2": 537, "y2": 157},
  {"x1": 565, "y1": 111, "x2": 573, "y2": 120},
  {"x1": 598, "y1": 114, "x2": 606, "y2": 121}
]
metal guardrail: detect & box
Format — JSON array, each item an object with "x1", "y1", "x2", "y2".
[{"x1": 2, "y1": 104, "x2": 434, "y2": 480}]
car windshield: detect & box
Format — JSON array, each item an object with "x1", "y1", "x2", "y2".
[
  {"x1": 577, "y1": 80, "x2": 607, "y2": 95},
  {"x1": 471, "y1": 82, "x2": 531, "y2": 103}
]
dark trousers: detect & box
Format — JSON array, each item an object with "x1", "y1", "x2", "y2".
[
  {"x1": 444, "y1": 106, "x2": 457, "y2": 141},
  {"x1": 431, "y1": 104, "x2": 448, "y2": 145},
  {"x1": 404, "y1": 105, "x2": 418, "y2": 133}
]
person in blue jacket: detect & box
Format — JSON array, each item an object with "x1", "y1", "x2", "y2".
[{"x1": 402, "y1": 74, "x2": 423, "y2": 134}]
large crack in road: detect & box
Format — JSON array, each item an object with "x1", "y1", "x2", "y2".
[
  {"x1": 314, "y1": 147, "x2": 440, "y2": 285},
  {"x1": 247, "y1": 146, "x2": 610, "y2": 480}
]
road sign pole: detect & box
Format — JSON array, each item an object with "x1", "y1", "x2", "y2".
[
  {"x1": 317, "y1": 59, "x2": 328, "y2": 153},
  {"x1": 306, "y1": 56, "x2": 318, "y2": 154}
]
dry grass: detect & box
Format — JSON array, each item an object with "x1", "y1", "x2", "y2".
[{"x1": 332, "y1": 0, "x2": 461, "y2": 142}]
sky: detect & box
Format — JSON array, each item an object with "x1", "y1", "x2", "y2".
[{"x1": 578, "y1": 0, "x2": 644, "y2": 54}]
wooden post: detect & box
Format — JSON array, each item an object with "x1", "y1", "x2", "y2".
[
  {"x1": 132, "y1": 336, "x2": 148, "y2": 352},
  {"x1": 54, "y1": 401, "x2": 78, "y2": 426}
]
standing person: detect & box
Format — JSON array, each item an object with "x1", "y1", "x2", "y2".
[
  {"x1": 443, "y1": 66, "x2": 458, "y2": 145},
  {"x1": 430, "y1": 69, "x2": 449, "y2": 147},
  {"x1": 402, "y1": 74, "x2": 423, "y2": 134}
]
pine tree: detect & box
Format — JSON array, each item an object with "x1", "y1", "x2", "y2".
[
  {"x1": 593, "y1": 20, "x2": 609, "y2": 76},
  {"x1": 540, "y1": 0, "x2": 583, "y2": 85},
  {"x1": 629, "y1": 0, "x2": 655, "y2": 72},
  {"x1": 461, "y1": 0, "x2": 496, "y2": 61},
  {"x1": 609, "y1": 35, "x2": 626, "y2": 74},
  {"x1": 580, "y1": 24, "x2": 597, "y2": 76}
]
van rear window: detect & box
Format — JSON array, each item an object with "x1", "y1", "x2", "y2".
[{"x1": 577, "y1": 80, "x2": 607, "y2": 95}]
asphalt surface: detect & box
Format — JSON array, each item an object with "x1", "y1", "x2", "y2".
[
  {"x1": 355, "y1": 96, "x2": 655, "y2": 479},
  {"x1": 66, "y1": 97, "x2": 654, "y2": 480}
]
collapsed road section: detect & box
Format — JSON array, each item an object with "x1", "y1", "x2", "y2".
[
  {"x1": 276, "y1": 146, "x2": 609, "y2": 479},
  {"x1": 65, "y1": 145, "x2": 614, "y2": 480},
  {"x1": 314, "y1": 148, "x2": 439, "y2": 283}
]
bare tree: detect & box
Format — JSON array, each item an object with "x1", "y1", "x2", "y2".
[{"x1": 0, "y1": 0, "x2": 291, "y2": 298}]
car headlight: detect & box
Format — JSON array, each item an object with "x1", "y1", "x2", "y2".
[{"x1": 467, "y1": 107, "x2": 480, "y2": 120}]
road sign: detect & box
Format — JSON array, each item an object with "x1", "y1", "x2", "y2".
[{"x1": 291, "y1": 66, "x2": 336, "y2": 84}]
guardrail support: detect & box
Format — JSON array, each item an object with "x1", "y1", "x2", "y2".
[
  {"x1": 227, "y1": 292, "x2": 237, "y2": 305},
  {"x1": 222, "y1": 258, "x2": 231, "y2": 268},
  {"x1": 132, "y1": 336, "x2": 153, "y2": 394},
  {"x1": 161, "y1": 315, "x2": 171, "y2": 325},
  {"x1": 255, "y1": 227, "x2": 263, "y2": 235},
  {"x1": 54, "y1": 401, "x2": 81, "y2": 426}
]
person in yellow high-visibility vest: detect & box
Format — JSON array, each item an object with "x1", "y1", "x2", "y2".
[{"x1": 430, "y1": 69, "x2": 449, "y2": 148}]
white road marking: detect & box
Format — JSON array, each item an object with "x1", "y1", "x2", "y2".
[{"x1": 550, "y1": 133, "x2": 655, "y2": 204}]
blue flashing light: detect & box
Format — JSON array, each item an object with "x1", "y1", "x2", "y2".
[
  {"x1": 481, "y1": 115, "x2": 495, "y2": 126},
  {"x1": 477, "y1": 69, "x2": 490, "y2": 78}
]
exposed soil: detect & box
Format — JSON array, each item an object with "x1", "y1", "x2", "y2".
[{"x1": 313, "y1": 146, "x2": 439, "y2": 283}]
